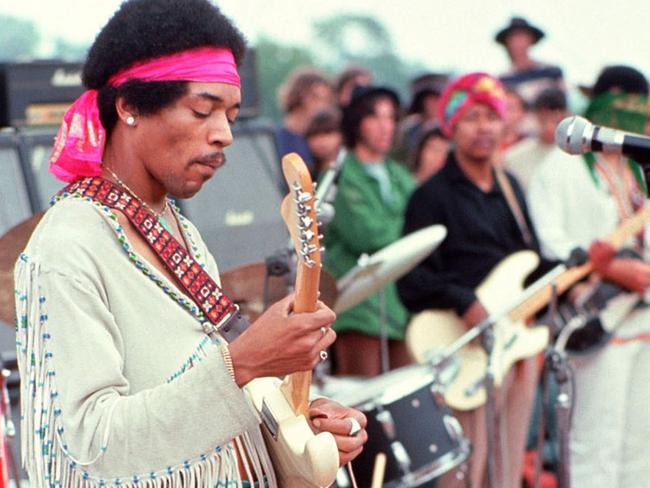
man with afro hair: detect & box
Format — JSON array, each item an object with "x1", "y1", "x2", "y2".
[{"x1": 14, "y1": 1, "x2": 366, "y2": 486}]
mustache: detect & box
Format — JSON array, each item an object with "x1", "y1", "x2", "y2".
[{"x1": 190, "y1": 152, "x2": 226, "y2": 167}]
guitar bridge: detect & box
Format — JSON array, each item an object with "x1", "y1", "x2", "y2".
[{"x1": 260, "y1": 399, "x2": 279, "y2": 439}]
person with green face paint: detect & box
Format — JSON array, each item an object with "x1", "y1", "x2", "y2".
[{"x1": 529, "y1": 65, "x2": 650, "y2": 488}]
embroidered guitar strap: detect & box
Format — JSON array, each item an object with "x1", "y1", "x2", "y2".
[{"x1": 61, "y1": 176, "x2": 249, "y2": 341}]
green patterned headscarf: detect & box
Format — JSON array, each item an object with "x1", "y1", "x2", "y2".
[{"x1": 583, "y1": 91, "x2": 649, "y2": 192}]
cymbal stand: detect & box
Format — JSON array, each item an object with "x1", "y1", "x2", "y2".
[{"x1": 379, "y1": 288, "x2": 390, "y2": 374}]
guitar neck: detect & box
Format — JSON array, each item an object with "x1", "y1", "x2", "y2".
[
  {"x1": 510, "y1": 204, "x2": 650, "y2": 322},
  {"x1": 281, "y1": 264, "x2": 320, "y2": 416},
  {"x1": 607, "y1": 205, "x2": 650, "y2": 248},
  {"x1": 509, "y1": 263, "x2": 592, "y2": 322},
  {"x1": 279, "y1": 153, "x2": 323, "y2": 417}
]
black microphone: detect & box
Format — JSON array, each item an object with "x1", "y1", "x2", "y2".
[{"x1": 555, "y1": 116, "x2": 650, "y2": 162}]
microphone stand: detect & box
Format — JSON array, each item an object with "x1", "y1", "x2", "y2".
[
  {"x1": 314, "y1": 148, "x2": 347, "y2": 225},
  {"x1": 482, "y1": 322, "x2": 498, "y2": 488}
]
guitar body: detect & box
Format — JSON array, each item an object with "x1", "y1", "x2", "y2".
[
  {"x1": 246, "y1": 377, "x2": 339, "y2": 487},
  {"x1": 549, "y1": 280, "x2": 641, "y2": 355},
  {"x1": 407, "y1": 250, "x2": 549, "y2": 411}
]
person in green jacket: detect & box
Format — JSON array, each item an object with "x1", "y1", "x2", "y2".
[{"x1": 323, "y1": 85, "x2": 416, "y2": 376}]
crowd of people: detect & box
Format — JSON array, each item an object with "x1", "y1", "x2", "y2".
[
  {"x1": 12, "y1": 1, "x2": 650, "y2": 487},
  {"x1": 270, "y1": 12, "x2": 650, "y2": 488}
]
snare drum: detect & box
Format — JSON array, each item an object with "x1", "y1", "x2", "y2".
[{"x1": 327, "y1": 365, "x2": 470, "y2": 488}]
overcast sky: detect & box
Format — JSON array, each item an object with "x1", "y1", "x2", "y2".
[{"x1": 2, "y1": 0, "x2": 650, "y2": 86}]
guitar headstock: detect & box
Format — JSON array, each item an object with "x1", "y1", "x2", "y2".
[
  {"x1": 281, "y1": 153, "x2": 322, "y2": 312},
  {"x1": 281, "y1": 153, "x2": 322, "y2": 268}
]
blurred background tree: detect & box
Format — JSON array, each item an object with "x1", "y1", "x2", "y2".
[{"x1": 0, "y1": 15, "x2": 40, "y2": 60}]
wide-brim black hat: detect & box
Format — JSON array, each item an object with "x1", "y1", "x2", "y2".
[{"x1": 495, "y1": 16, "x2": 545, "y2": 45}]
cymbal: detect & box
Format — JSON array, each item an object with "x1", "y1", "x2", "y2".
[
  {"x1": 334, "y1": 225, "x2": 447, "y2": 313},
  {"x1": 0, "y1": 212, "x2": 45, "y2": 325},
  {"x1": 219, "y1": 261, "x2": 338, "y2": 322}
]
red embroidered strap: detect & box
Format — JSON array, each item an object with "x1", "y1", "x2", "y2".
[{"x1": 62, "y1": 177, "x2": 236, "y2": 326}]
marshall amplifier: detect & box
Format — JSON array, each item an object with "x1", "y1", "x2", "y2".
[
  {"x1": 178, "y1": 121, "x2": 287, "y2": 271},
  {"x1": 0, "y1": 61, "x2": 84, "y2": 127}
]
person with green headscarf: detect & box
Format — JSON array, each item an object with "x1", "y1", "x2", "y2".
[{"x1": 529, "y1": 65, "x2": 650, "y2": 488}]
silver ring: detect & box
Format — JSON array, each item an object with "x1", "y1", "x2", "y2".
[
  {"x1": 348, "y1": 417, "x2": 361, "y2": 437},
  {"x1": 320, "y1": 326, "x2": 327, "y2": 337},
  {"x1": 319, "y1": 350, "x2": 328, "y2": 361}
]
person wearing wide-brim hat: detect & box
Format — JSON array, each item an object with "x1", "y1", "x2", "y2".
[
  {"x1": 496, "y1": 16, "x2": 565, "y2": 132},
  {"x1": 495, "y1": 16, "x2": 545, "y2": 47}
]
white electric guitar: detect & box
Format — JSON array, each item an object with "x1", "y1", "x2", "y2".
[
  {"x1": 245, "y1": 153, "x2": 339, "y2": 487},
  {"x1": 407, "y1": 203, "x2": 650, "y2": 411}
]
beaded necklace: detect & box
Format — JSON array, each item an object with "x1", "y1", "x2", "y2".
[{"x1": 105, "y1": 168, "x2": 175, "y2": 235}]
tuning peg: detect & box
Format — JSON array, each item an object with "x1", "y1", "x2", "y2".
[
  {"x1": 301, "y1": 230, "x2": 315, "y2": 241},
  {"x1": 295, "y1": 191, "x2": 312, "y2": 204}
]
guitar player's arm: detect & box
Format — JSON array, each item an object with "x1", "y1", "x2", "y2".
[{"x1": 529, "y1": 156, "x2": 650, "y2": 295}]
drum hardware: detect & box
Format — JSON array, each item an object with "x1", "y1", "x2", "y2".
[
  {"x1": 390, "y1": 441, "x2": 412, "y2": 477},
  {"x1": 376, "y1": 408, "x2": 396, "y2": 439}
]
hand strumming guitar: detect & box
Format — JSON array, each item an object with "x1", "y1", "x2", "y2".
[{"x1": 309, "y1": 398, "x2": 368, "y2": 466}]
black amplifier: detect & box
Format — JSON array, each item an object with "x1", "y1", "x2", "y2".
[{"x1": 0, "y1": 61, "x2": 84, "y2": 127}]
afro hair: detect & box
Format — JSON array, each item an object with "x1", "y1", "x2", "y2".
[
  {"x1": 83, "y1": 0, "x2": 247, "y2": 136},
  {"x1": 83, "y1": 0, "x2": 246, "y2": 88}
]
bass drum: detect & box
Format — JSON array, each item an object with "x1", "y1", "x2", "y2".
[{"x1": 322, "y1": 365, "x2": 470, "y2": 488}]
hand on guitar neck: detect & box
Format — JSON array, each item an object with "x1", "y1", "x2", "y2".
[
  {"x1": 597, "y1": 258, "x2": 650, "y2": 295},
  {"x1": 588, "y1": 240, "x2": 650, "y2": 295},
  {"x1": 228, "y1": 295, "x2": 336, "y2": 386},
  {"x1": 462, "y1": 300, "x2": 489, "y2": 328}
]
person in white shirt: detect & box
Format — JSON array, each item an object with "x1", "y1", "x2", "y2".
[
  {"x1": 505, "y1": 88, "x2": 568, "y2": 194},
  {"x1": 528, "y1": 65, "x2": 650, "y2": 488}
]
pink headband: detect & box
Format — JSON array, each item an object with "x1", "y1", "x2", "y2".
[
  {"x1": 49, "y1": 46, "x2": 241, "y2": 182},
  {"x1": 437, "y1": 72, "x2": 507, "y2": 137}
]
